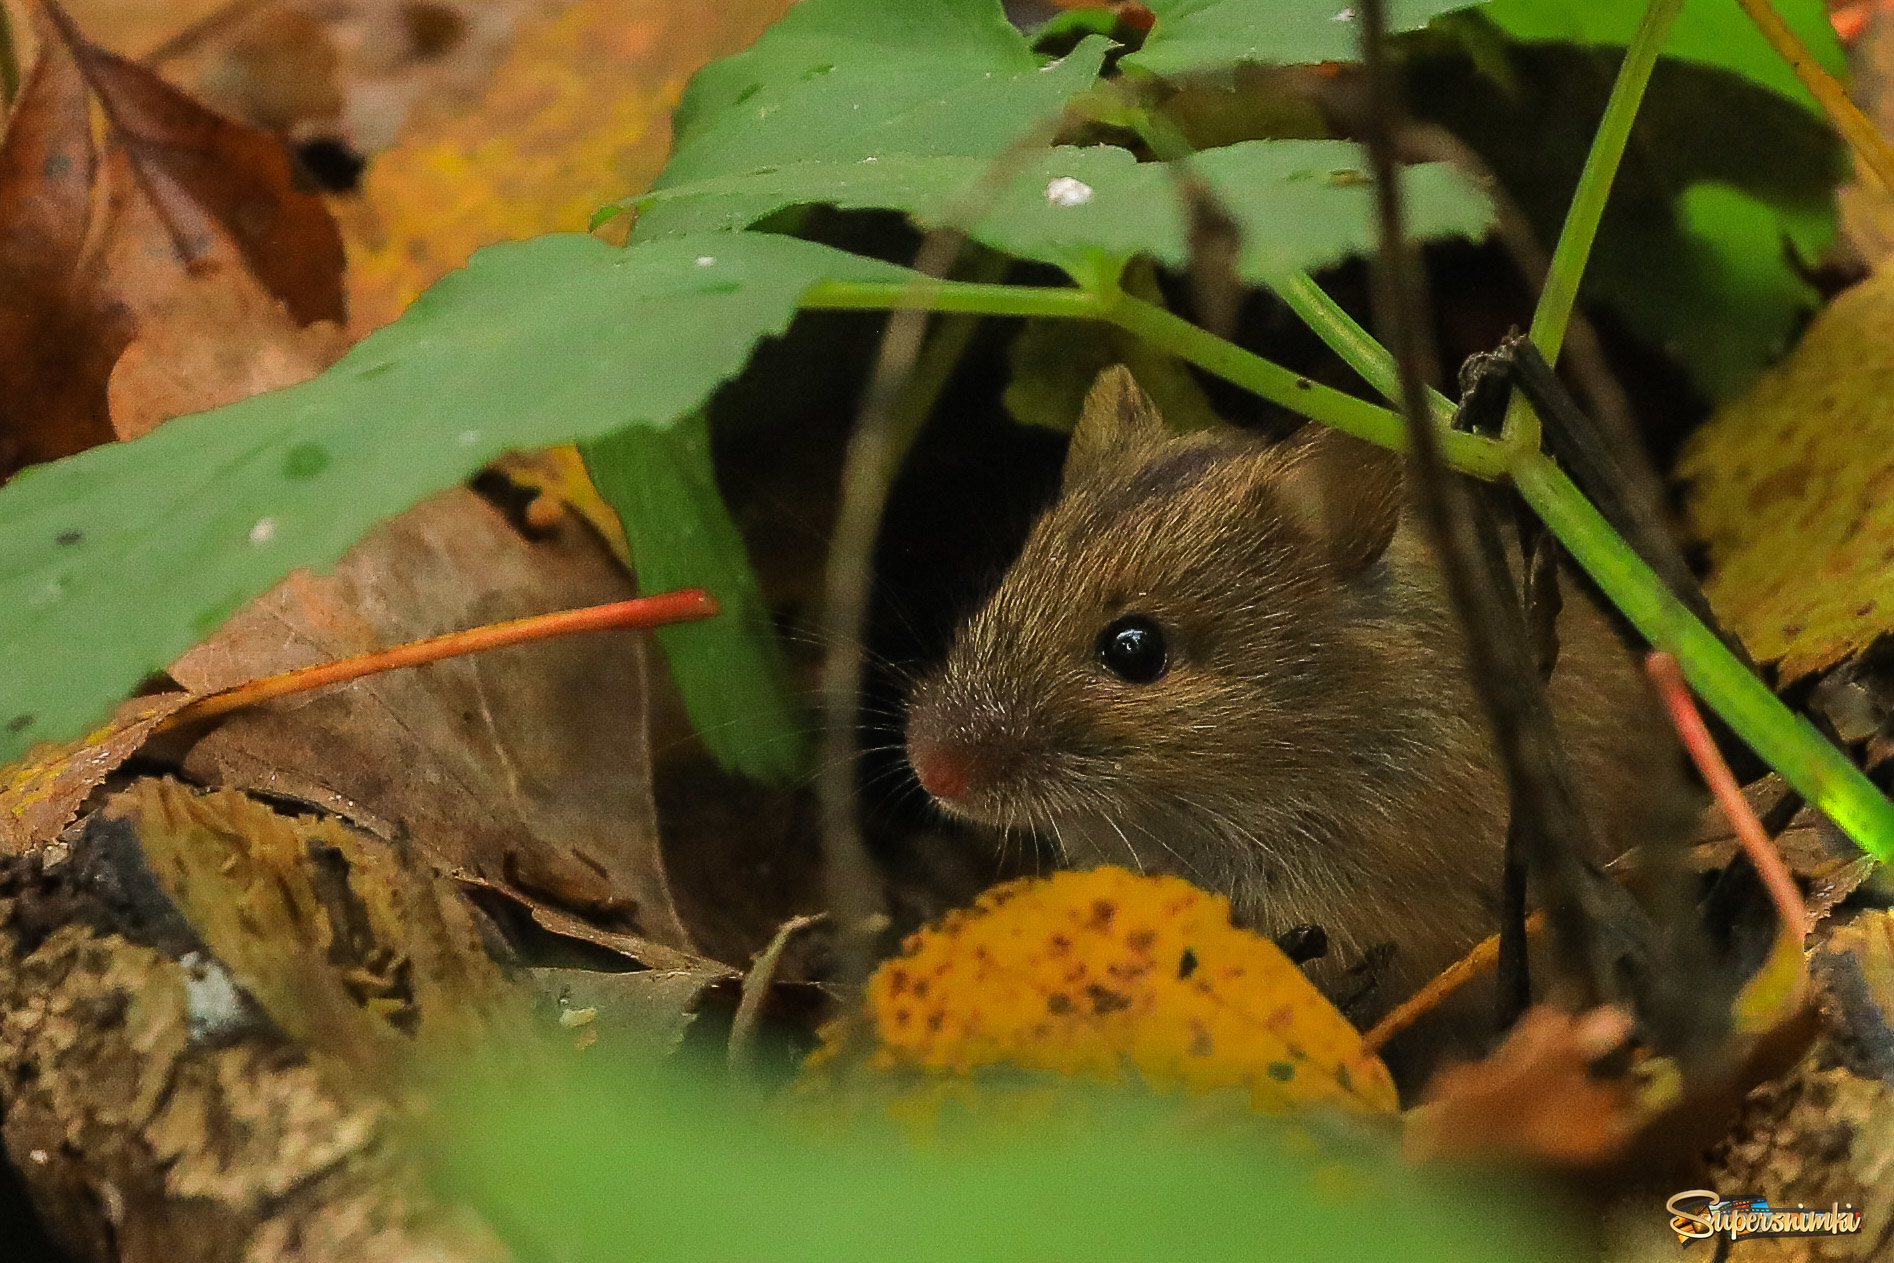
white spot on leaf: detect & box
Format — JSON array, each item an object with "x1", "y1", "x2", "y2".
[
  {"x1": 249, "y1": 517, "x2": 277, "y2": 546},
  {"x1": 1334, "y1": 7, "x2": 1355, "y2": 19},
  {"x1": 1045, "y1": 176, "x2": 1094, "y2": 208}
]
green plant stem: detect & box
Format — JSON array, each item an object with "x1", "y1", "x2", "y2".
[
  {"x1": 1105, "y1": 295, "x2": 1509, "y2": 478},
  {"x1": 1530, "y1": 0, "x2": 1682, "y2": 365},
  {"x1": 1515, "y1": 454, "x2": 1894, "y2": 861},
  {"x1": 1262, "y1": 266, "x2": 1894, "y2": 860},
  {"x1": 800, "y1": 279, "x2": 1102, "y2": 320},
  {"x1": 805, "y1": 279, "x2": 1510, "y2": 477},
  {"x1": 1266, "y1": 268, "x2": 1457, "y2": 423},
  {"x1": 1494, "y1": 0, "x2": 1683, "y2": 450}
]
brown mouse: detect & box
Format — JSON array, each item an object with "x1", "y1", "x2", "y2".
[{"x1": 904, "y1": 365, "x2": 1681, "y2": 1066}]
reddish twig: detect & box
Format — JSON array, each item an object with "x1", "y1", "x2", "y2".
[
  {"x1": 159, "y1": 588, "x2": 718, "y2": 732},
  {"x1": 1645, "y1": 651, "x2": 1807, "y2": 940}
]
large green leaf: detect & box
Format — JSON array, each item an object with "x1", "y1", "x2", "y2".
[
  {"x1": 435, "y1": 1061, "x2": 1584, "y2": 1263},
  {"x1": 637, "y1": 140, "x2": 1492, "y2": 289},
  {"x1": 0, "y1": 233, "x2": 911, "y2": 768},
  {"x1": 644, "y1": 0, "x2": 1108, "y2": 207},
  {"x1": 1479, "y1": 0, "x2": 1844, "y2": 115},
  {"x1": 1124, "y1": 0, "x2": 1477, "y2": 79}
]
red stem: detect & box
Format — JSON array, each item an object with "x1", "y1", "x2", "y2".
[{"x1": 160, "y1": 588, "x2": 718, "y2": 731}]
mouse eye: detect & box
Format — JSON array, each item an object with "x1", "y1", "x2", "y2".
[{"x1": 1096, "y1": 615, "x2": 1169, "y2": 684}]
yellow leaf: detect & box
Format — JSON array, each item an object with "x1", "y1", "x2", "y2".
[
  {"x1": 836, "y1": 867, "x2": 1398, "y2": 1116},
  {"x1": 340, "y1": 0, "x2": 791, "y2": 334},
  {"x1": 1683, "y1": 263, "x2": 1894, "y2": 681}
]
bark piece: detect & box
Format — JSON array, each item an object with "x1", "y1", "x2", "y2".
[{"x1": 0, "y1": 812, "x2": 512, "y2": 1263}]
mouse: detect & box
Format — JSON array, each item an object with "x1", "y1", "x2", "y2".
[{"x1": 903, "y1": 365, "x2": 1682, "y2": 1071}]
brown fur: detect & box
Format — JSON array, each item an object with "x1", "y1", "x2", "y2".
[{"x1": 905, "y1": 367, "x2": 1681, "y2": 1060}]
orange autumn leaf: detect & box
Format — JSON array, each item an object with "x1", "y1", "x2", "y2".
[
  {"x1": 341, "y1": 0, "x2": 792, "y2": 334},
  {"x1": 851, "y1": 867, "x2": 1397, "y2": 1116}
]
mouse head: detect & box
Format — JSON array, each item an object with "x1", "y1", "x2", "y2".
[{"x1": 905, "y1": 365, "x2": 1412, "y2": 847}]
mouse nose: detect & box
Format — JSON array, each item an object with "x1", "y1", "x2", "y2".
[{"x1": 909, "y1": 737, "x2": 973, "y2": 802}]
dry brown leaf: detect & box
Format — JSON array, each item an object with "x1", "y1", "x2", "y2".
[
  {"x1": 157, "y1": 0, "x2": 535, "y2": 153},
  {"x1": 101, "y1": 139, "x2": 348, "y2": 437},
  {"x1": 452, "y1": 870, "x2": 712, "y2": 975},
  {"x1": 0, "y1": 691, "x2": 191, "y2": 856},
  {"x1": 0, "y1": 2, "x2": 348, "y2": 477},
  {"x1": 167, "y1": 487, "x2": 693, "y2": 953},
  {"x1": 0, "y1": 24, "x2": 132, "y2": 474},
  {"x1": 529, "y1": 964, "x2": 735, "y2": 1057},
  {"x1": 49, "y1": 0, "x2": 346, "y2": 324}
]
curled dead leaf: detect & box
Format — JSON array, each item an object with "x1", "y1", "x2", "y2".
[
  {"x1": 1, "y1": 692, "x2": 192, "y2": 856},
  {"x1": 0, "y1": 3, "x2": 348, "y2": 478},
  {"x1": 1405, "y1": 1005, "x2": 1640, "y2": 1167}
]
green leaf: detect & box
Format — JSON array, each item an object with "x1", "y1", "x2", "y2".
[
  {"x1": 1124, "y1": 0, "x2": 1476, "y2": 79},
  {"x1": 644, "y1": 0, "x2": 1109, "y2": 210},
  {"x1": 0, "y1": 232, "x2": 912, "y2": 767},
  {"x1": 581, "y1": 413, "x2": 807, "y2": 783},
  {"x1": 1194, "y1": 141, "x2": 1493, "y2": 279},
  {"x1": 1478, "y1": 0, "x2": 1844, "y2": 115},
  {"x1": 638, "y1": 140, "x2": 1492, "y2": 290},
  {"x1": 434, "y1": 1060, "x2": 1586, "y2": 1263},
  {"x1": 1598, "y1": 180, "x2": 1832, "y2": 401},
  {"x1": 1408, "y1": 39, "x2": 1843, "y2": 400}
]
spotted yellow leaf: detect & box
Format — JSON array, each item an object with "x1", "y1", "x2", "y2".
[{"x1": 839, "y1": 867, "x2": 1397, "y2": 1116}]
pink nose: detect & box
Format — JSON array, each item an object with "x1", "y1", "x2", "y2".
[{"x1": 909, "y1": 739, "x2": 973, "y2": 802}]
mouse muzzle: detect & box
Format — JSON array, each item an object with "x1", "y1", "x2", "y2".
[{"x1": 903, "y1": 681, "x2": 1052, "y2": 823}]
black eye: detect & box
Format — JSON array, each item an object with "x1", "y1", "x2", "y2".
[{"x1": 1096, "y1": 615, "x2": 1168, "y2": 683}]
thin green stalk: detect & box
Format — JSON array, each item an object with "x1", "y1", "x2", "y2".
[
  {"x1": 1515, "y1": 454, "x2": 1894, "y2": 862},
  {"x1": 1267, "y1": 268, "x2": 1457, "y2": 424},
  {"x1": 1107, "y1": 294, "x2": 1510, "y2": 479},
  {"x1": 1531, "y1": 0, "x2": 1682, "y2": 364},
  {"x1": 799, "y1": 279, "x2": 1103, "y2": 320},
  {"x1": 1504, "y1": 0, "x2": 1682, "y2": 450},
  {"x1": 806, "y1": 279, "x2": 1511, "y2": 478}
]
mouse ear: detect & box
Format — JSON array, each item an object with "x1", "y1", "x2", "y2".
[
  {"x1": 1273, "y1": 426, "x2": 1404, "y2": 578},
  {"x1": 1064, "y1": 365, "x2": 1166, "y2": 490}
]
